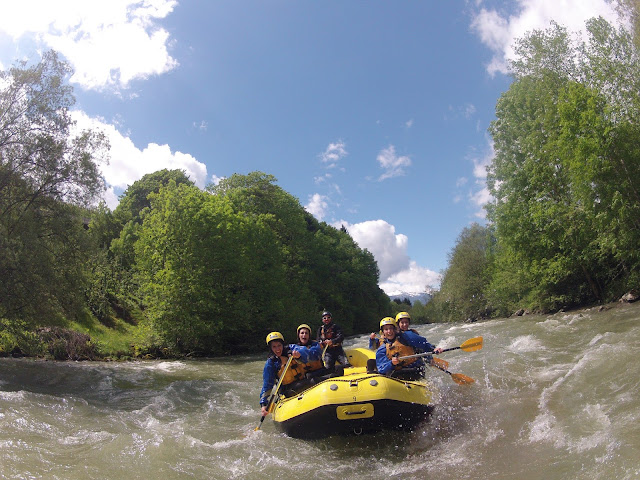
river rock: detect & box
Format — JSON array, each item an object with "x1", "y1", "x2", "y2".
[{"x1": 619, "y1": 290, "x2": 639, "y2": 303}]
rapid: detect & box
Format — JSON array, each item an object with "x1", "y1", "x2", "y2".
[{"x1": 1, "y1": 302, "x2": 639, "y2": 479}]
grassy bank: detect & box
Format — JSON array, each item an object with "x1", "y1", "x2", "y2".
[{"x1": 0, "y1": 313, "x2": 140, "y2": 361}]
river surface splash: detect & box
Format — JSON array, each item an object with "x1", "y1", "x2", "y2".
[{"x1": 1, "y1": 302, "x2": 639, "y2": 479}]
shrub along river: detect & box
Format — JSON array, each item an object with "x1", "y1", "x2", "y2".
[{"x1": 1, "y1": 302, "x2": 639, "y2": 479}]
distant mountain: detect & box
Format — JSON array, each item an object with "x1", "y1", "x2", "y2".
[{"x1": 389, "y1": 292, "x2": 432, "y2": 305}]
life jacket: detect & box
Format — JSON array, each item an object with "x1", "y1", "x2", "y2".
[
  {"x1": 320, "y1": 323, "x2": 342, "y2": 347},
  {"x1": 385, "y1": 335, "x2": 416, "y2": 370},
  {"x1": 269, "y1": 347, "x2": 306, "y2": 385},
  {"x1": 302, "y1": 358, "x2": 323, "y2": 372},
  {"x1": 276, "y1": 356, "x2": 306, "y2": 385},
  {"x1": 297, "y1": 343, "x2": 324, "y2": 372}
]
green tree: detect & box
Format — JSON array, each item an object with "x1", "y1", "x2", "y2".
[
  {"x1": 209, "y1": 172, "x2": 388, "y2": 337},
  {"x1": 408, "y1": 300, "x2": 430, "y2": 324},
  {"x1": 136, "y1": 181, "x2": 290, "y2": 354},
  {"x1": 114, "y1": 169, "x2": 193, "y2": 227},
  {"x1": 0, "y1": 51, "x2": 108, "y2": 324},
  {"x1": 84, "y1": 170, "x2": 195, "y2": 324},
  {"x1": 209, "y1": 172, "x2": 319, "y2": 329},
  {"x1": 486, "y1": 18, "x2": 640, "y2": 311},
  {"x1": 428, "y1": 224, "x2": 493, "y2": 322}
]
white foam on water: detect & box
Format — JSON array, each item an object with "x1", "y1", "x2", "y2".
[
  {"x1": 537, "y1": 318, "x2": 561, "y2": 330},
  {"x1": 533, "y1": 364, "x2": 570, "y2": 382},
  {"x1": 588, "y1": 333, "x2": 606, "y2": 346},
  {"x1": 564, "y1": 312, "x2": 590, "y2": 325},
  {"x1": 508, "y1": 335, "x2": 544, "y2": 353},
  {"x1": 527, "y1": 412, "x2": 566, "y2": 447},
  {"x1": 436, "y1": 335, "x2": 458, "y2": 350},
  {"x1": 144, "y1": 360, "x2": 188, "y2": 372},
  {"x1": 537, "y1": 348, "x2": 597, "y2": 410},
  {"x1": 483, "y1": 428, "x2": 505, "y2": 445},
  {"x1": 211, "y1": 442, "x2": 294, "y2": 479},
  {"x1": 0, "y1": 390, "x2": 25, "y2": 403},
  {"x1": 391, "y1": 435, "x2": 481, "y2": 476},
  {"x1": 208, "y1": 437, "x2": 252, "y2": 450},
  {"x1": 442, "y1": 322, "x2": 488, "y2": 334},
  {"x1": 59, "y1": 430, "x2": 115, "y2": 446},
  {"x1": 574, "y1": 404, "x2": 611, "y2": 451}
]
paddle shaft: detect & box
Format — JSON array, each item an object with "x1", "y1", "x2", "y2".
[
  {"x1": 255, "y1": 355, "x2": 294, "y2": 430},
  {"x1": 440, "y1": 346, "x2": 462, "y2": 353},
  {"x1": 398, "y1": 336, "x2": 483, "y2": 360},
  {"x1": 397, "y1": 351, "x2": 436, "y2": 361},
  {"x1": 321, "y1": 342, "x2": 330, "y2": 368}
]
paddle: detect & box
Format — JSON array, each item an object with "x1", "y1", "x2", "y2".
[
  {"x1": 440, "y1": 336, "x2": 483, "y2": 353},
  {"x1": 431, "y1": 357, "x2": 449, "y2": 369},
  {"x1": 429, "y1": 360, "x2": 475, "y2": 385},
  {"x1": 255, "y1": 355, "x2": 294, "y2": 431},
  {"x1": 397, "y1": 336, "x2": 484, "y2": 361},
  {"x1": 321, "y1": 342, "x2": 330, "y2": 369}
]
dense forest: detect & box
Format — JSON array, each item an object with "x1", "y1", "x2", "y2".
[
  {"x1": 2, "y1": 11, "x2": 640, "y2": 358},
  {"x1": 427, "y1": 15, "x2": 640, "y2": 322}
]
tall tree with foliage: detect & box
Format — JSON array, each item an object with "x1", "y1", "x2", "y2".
[
  {"x1": 85, "y1": 170, "x2": 195, "y2": 323},
  {"x1": 487, "y1": 17, "x2": 640, "y2": 311},
  {"x1": 427, "y1": 224, "x2": 493, "y2": 322},
  {"x1": 136, "y1": 181, "x2": 290, "y2": 354},
  {"x1": 209, "y1": 172, "x2": 388, "y2": 338},
  {"x1": 0, "y1": 51, "x2": 108, "y2": 324},
  {"x1": 207, "y1": 172, "x2": 318, "y2": 325}
]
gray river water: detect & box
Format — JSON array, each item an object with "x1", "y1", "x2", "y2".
[{"x1": 1, "y1": 302, "x2": 639, "y2": 479}]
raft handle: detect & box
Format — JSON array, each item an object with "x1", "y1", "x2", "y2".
[{"x1": 345, "y1": 410, "x2": 367, "y2": 416}]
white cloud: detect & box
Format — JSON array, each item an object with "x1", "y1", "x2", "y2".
[
  {"x1": 473, "y1": 154, "x2": 490, "y2": 180},
  {"x1": 447, "y1": 103, "x2": 477, "y2": 120},
  {"x1": 377, "y1": 145, "x2": 411, "y2": 181},
  {"x1": 0, "y1": 0, "x2": 178, "y2": 90},
  {"x1": 464, "y1": 103, "x2": 477, "y2": 118},
  {"x1": 468, "y1": 139, "x2": 494, "y2": 218},
  {"x1": 193, "y1": 120, "x2": 208, "y2": 131},
  {"x1": 314, "y1": 173, "x2": 332, "y2": 184},
  {"x1": 405, "y1": 119, "x2": 414, "y2": 128},
  {"x1": 305, "y1": 193, "x2": 329, "y2": 220},
  {"x1": 319, "y1": 141, "x2": 347, "y2": 168},
  {"x1": 71, "y1": 111, "x2": 208, "y2": 208},
  {"x1": 470, "y1": 187, "x2": 492, "y2": 218},
  {"x1": 379, "y1": 261, "x2": 442, "y2": 297},
  {"x1": 471, "y1": 0, "x2": 621, "y2": 76},
  {"x1": 341, "y1": 219, "x2": 441, "y2": 295},
  {"x1": 341, "y1": 220, "x2": 409, "y2": 280},
  {"x1": 102, "y1": 186, "x2": 120, "y2": 209},
  {"x1": 209, "y1": 174, "x2": 224, "y2": 186}
]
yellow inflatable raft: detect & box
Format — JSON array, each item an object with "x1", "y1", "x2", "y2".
[{"x1": 271, "y1": 347, "x2": 437, "y2": 439}]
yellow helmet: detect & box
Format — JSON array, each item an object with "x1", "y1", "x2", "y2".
[
  {"x1": 296, "y1": 324, "x2": 312, "y2": 335},
  {"x1": 379, "y1": 317, "x2": 397, "y2": 329},
  {"x1": 395, "y1": 312, "x2": 411, "y2": 322},
  {"x1": 266, "y1": 331, "x2": 285, "y2": 345}
]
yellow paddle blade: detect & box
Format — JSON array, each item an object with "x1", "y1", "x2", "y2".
[
  {"x1": 431, "y1": 357, "x2": 449, "y2": 369},
  {"x1": 451, "y1": 373, "x2": 475, "y2": 385},
  {"x1": 460, "y1": 336, "x2": 483, "y2": 352}
]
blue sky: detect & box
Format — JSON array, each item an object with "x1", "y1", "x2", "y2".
[{"x1": 0, "y1": 0, "x2": 623, "y2": 297}]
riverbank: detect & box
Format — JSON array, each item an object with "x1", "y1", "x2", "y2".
[{"x1": 2, "y1": 295, "x2": 637, "y2": 362}]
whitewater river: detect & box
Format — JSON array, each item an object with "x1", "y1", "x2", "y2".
[{"x1": 1, "y1": 302, "x2": 639, "y2": 479}]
